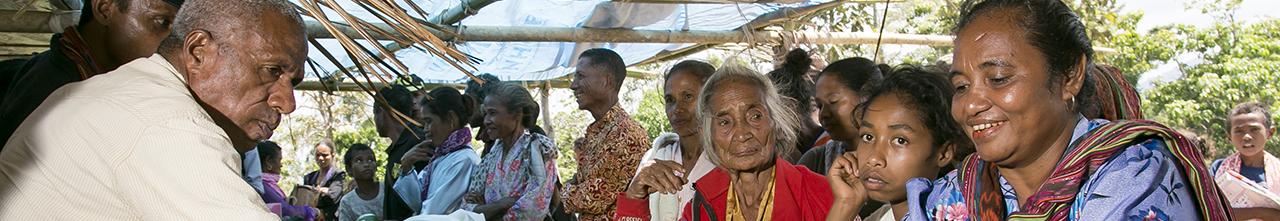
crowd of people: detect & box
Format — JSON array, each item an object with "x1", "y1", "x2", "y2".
[{"x1": 0, "y1": 0, "x2": 1275, "y2": 220}]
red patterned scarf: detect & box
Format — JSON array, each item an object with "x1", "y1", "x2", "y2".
[
  {"x1": 1219, "y1": 151, "x2": 1280, "y2": 196},
  {"x1": 1089, "y1": 65, "x2": 1143, "y2": 121},
  {"x1": 958, "y1": 120, "x2": 1231, "y2": 220},
  {"x1": 57, "y1": 27, "x2": 105, "y2": 79}
]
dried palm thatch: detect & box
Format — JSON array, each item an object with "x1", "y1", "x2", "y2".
[{"x1": 295, "y1": 0, "x2": 487, "y2": 131}]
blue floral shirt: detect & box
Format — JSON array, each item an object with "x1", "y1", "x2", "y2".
[{"x1": 904, "y1": 118, "x2": 1201, "y2": 221}]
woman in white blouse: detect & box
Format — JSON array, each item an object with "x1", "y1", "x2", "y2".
[
  {"x1": 619, "y1": 60, "x2": 719, "y2": 220},
  {"x1": 394, "y1": 87, "x2": 482, "y2": 216}
]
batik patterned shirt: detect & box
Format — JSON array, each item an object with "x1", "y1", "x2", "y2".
[{"x1": 561, "y1": 105, "x2": 651, "y2": 221}]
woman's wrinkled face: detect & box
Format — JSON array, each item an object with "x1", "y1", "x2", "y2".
[
  {"x1": 856, "y1": 93, "x2": 947, "y2": 204},
  {"x1": 665, "y1": 71, "x2": 706, "y2": 137},
  {"x1": 816, "y1": 74, "x2": 862, "y2": 142},
  {"x1": 709, "y1": 80, "x2": 776, "y2": 171},
  {"x1": 950, "y1": 11, "x2": 1076, "y2": 168}
]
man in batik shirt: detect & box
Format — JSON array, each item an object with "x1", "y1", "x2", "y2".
[{"x1": 561, "y1": 48, "x2": 651, "y2": 221}]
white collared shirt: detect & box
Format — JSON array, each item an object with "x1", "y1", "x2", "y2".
[{"x1": 0, "y1": 54, "x2": 278, "y2": 220}]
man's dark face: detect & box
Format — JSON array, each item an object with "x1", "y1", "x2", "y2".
[
  {"x1": 186, "y1": 11, "x2": 305, "y2": 148},
  {"x1": 570, "y1": 58, "x2": 617, "y2": 111},
  {"x1": 100, "y1": 0, "x2": 178, "y2": 65}
]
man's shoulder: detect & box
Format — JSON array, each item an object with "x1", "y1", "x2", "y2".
[{"x1": 58, "y1": 60, "x2": 204, "y2": 123}]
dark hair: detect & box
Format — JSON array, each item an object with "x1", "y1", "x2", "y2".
[
  {"x1": 421, "y1": 87, "x2": 478, "y2": 128},
  {"x1": 1230, "y1": 102, "x2": 1273, "y2": 128},
  {"x1": 858, "y1": 66, "x2": 973, "y2": 158},
  {"x1": 464, "y1": 74, "x2": 502, "y2": 100},
  {"x1": 819, "y1": 57, "x2": 887, "y2": 94},
  {"x1": 375, "y1": 84, "x2": 416, "y2": 116},
  {"x1": 579, "y1": 48, "x2": 627, "y2": 90},
  {"x1": 465, "y1": 74, "x2": 502, "y2": 126},
  {"x1": 767, "y1": 49, "x2": 816, "y2": 116},
  {"x1": 487, "y1": 83, "x2": 546, "y2": 135},
  {"x1": 159, "y1": 0, "x2": 304, "y2": 55},
  {"x1": 256, "y1": 140, "x2": 282, "y2": 161},
  {"x1": 956, "y1": 0, "x2": 1096, "y2": 114},
  {"x1": 343, "y1": 143, "x2": 374, "y2": 167},
  {"x1": 664, "y1": 60, "x2": 716, "y2": 83}
]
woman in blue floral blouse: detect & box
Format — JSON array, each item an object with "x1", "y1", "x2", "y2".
[{"x1": 902, "y1": 0, "x2": 1231, "y2": 220}]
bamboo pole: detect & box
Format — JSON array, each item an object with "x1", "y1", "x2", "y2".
[
  {"x1": 304, "y1": 22, "x2": 1118, "y2": 53},
  {"x1": 429, "y1": 0, "x2": 500, "y2": 25},
  {"x1": 634, "y1": 0, "x2": 849, "y2": 65},
  {"x1": 611, "y1": 0, "x2": 902, "y2": 3},
  {"x1": 539, "y1": 80, "x2": 556, "y2": 140}
]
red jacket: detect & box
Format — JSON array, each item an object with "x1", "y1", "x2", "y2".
[{"x1": 616, "y1": 158, "x2": 833, "y2": 221}]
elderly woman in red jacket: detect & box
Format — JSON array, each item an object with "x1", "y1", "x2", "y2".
[{"x1": 617, "y1": 64, "x2": 832, "y2": 221}]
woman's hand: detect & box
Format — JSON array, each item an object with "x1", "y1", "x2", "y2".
[
  {"x1": 399, "y1": 140, "x2": 434, "y2": 173},
  {"x1": 827, "y1": 152, "x2": 867, "y2": 221},
  {"x1": 465, "y1": 192, "x2": 485, "y2": 204},
  {"x1": 624, "y1": 160, "x2": 688, "y2": 200},
  {"x1": 476, "y1": 196, "x2": 519, "y2": 221}
]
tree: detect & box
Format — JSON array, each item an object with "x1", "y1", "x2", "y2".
[
  {"x1": 634, "y1": 82, "x2": 672, "y2": 139},
  {"x1": 274, "y1": 91, "x2": 388, "y2": 193},
  {"x1": 1136, "y1": 19, "x2": 1280, "y2": 159}
]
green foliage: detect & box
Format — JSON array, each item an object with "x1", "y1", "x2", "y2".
[
  {"x1": 634, "y1": 84, "x2": 671, "y2": 139},
  {"x1": 331, "y1": 119, "x2": 390, "y2": 180},
  {"x1": 274, "y1": 91, "x2": 388, "y2": 193},
  {"x1": 1136, "y1": 19, "x2": 1280, "y2": 159},
  {"x1": 549, "y1": 93, "x2": 589, "y2": 181}
]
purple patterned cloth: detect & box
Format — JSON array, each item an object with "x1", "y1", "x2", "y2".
[
  {"x1": 263, "y1": 173, "x2": 317, "y2": 221},
  {"x1": 421, "y1": 128, "x2": 473, "y2": 200}
]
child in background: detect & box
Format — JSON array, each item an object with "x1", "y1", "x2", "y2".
[
  {"x1": 827, "y1": 66, "x2": 971, "y2": 221},
  {"x1": 1211, "y1": 102, "x2": 1280, "y2": 219},
  {"x1": 338, "y1": 144, "x2": 384, "y2": 221}
]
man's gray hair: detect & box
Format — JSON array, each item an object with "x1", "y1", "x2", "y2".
[
  {"x1": 158, "y1": 0, "x2": 305, "y2": 54},
  {"x1": 696, "y1": 64, "x2": 800, "y2": 171}
]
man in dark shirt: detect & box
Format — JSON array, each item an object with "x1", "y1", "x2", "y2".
[
  {"x1": 0, "y1": 0, "x2": 183, "y2": 146},
  {"x1": 0, "y1": 58, "x2": 29, "y2": 102},
  {"x1": 373, "y1": 84, "x2": 425, "y2": 220}
]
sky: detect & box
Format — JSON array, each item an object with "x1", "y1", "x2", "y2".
[{"x1": 1120, "y1": 0, "x2": 1279, "y2": 32}]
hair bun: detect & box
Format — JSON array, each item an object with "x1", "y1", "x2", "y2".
[{"x1": 781, "y1": 48, "x2": 812, "y2": 75}]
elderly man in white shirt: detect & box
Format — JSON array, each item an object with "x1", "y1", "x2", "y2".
[{"x1": 0, "y1": 0, "x2": 307, "y2": 220}]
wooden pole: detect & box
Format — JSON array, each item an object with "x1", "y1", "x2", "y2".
[
  {"x1": 303, "y1": 22, "x2": 1118, "y2": 53},
  {"x1": 540, "y1": 80, "x2": 556, "y2": 140}
]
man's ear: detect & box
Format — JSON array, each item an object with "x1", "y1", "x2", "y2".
[
  {"x1": 182, "y1": 30, "x2": 215, "y2": 71},
  {"x1": 935, "y1": 141, "x2": 957, "y2": 168},
  {"x1": 1268, "y1": 124, "x2": 1277, "y2": 140},
  {"x1": 90, "y1": 0, "x2": 119, "y2": 26}
]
